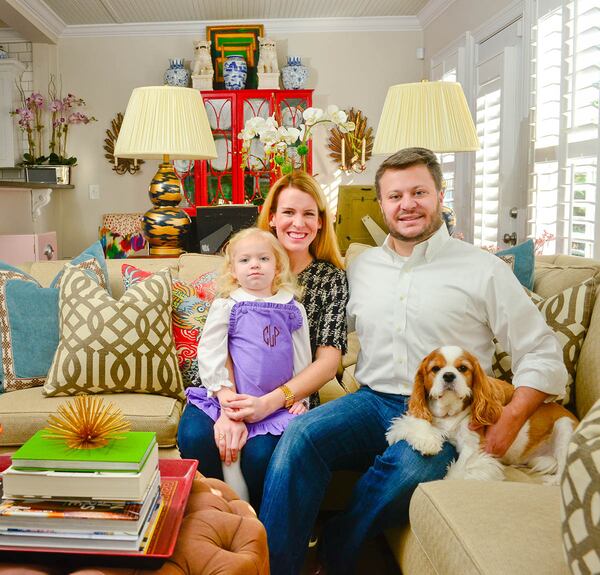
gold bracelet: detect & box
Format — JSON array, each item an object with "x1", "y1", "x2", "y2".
[{"x1": 279, "y1": 384, "x2": 295, "y2": 409}]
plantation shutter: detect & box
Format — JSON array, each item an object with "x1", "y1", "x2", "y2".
[{"x1": 529, "y1": 0, "x2": 600, "y2": 257}]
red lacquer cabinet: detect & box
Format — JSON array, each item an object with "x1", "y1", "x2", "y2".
[{"x1": 180, "y1": 89, "x2": 313, "y2": 215}]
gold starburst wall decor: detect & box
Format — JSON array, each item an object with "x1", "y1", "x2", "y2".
[
  {"x1": 44, "y1": 396, "x2": 131, "y2": 449},
  {"x1": 328, "y1": 108, "x2": 374, "y2": 174}
]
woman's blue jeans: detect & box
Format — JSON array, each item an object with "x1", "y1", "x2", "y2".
[
  {"x1": 259, "y1": 386, "x2": 457, "y2": 575},
  {"x1": 177, "y1": 402, "x2": 280, "y2": 511}
]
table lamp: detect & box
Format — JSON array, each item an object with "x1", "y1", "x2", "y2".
[
  {"x1": 115, "y1": 86, "x2": 217, "y2": 256},
  {"x1": 373, "y1": 81, "x2": 480, "y2": 154}
]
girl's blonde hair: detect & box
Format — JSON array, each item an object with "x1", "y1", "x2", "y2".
[
  {"x1": 257, "y1": 171, "x2": 344, "y2": 269},
  {"x1": 217, "y1": 227, "x2": 303, "y2": 299}
]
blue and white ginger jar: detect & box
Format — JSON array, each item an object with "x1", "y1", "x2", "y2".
[
  {"x1": 223, "y1": 55, "x2": 247, "y2": 90},
  {"x1": 281, "y1": 57, "x2": 309, "y2": 90},
  {"x1": 164, "y1": 58, "x2": 190, "y2": 87}
]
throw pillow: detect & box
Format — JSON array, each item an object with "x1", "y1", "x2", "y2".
[
  {"x1": 122, "y1": 264, "x2": 217, "y2": 388},
  {"x1": 496, "y1": 239, "x2": 535, "y2": 290},
  {"x1": 492, "y1": 277, "x2": 596, "y2": 407},
  {"x1": 0, "y1": 242, "x2": 109, "y2": 393},
  {"x1": 561, "y1": 398, "x2": 600, "y2": 574},
  {"x1": 44, "y1": 266, "x2": 183, "y2": 400}
]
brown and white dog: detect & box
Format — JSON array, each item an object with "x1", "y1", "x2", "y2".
[{"x1": 386, "y1": 345, "x2": 578, "y2": 483}]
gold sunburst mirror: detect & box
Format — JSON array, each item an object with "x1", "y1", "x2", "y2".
[
  {"x1": 104, "y1": 112, "x2": 144, "y2": 175},
  {"x1": 328, "y1": 108, "x2": 374, "y2": 174}
]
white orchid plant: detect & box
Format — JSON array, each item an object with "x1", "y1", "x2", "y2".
[{"x1": 238, "y1": 105, "x2": 355, "y2": 175}]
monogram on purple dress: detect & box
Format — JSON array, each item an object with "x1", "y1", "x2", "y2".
[{"x1": 186, "y1": 298, "x2": 304, "y2": 438}]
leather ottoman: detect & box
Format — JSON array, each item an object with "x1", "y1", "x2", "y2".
[{"x1": 0, "y1": 474, "x2": 270, "y2": 575}]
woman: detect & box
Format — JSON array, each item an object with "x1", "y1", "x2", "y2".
[{"x1": 177, "y1": 171, "x2": 348, "y2": 509}]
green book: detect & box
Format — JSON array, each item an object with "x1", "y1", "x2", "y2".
[{"x1": 11, "y1": 431, "x2": 157, "y2": 472}]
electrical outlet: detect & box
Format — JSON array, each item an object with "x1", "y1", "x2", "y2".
[{"x1": 89, "y1": 184, "x2": 100, "y2": 200}]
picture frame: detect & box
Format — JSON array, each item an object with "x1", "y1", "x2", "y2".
[{"x1": 206, "y1": 24, "x2": 265, "y2": 89}]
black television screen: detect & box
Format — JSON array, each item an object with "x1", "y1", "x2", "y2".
[{"x1": 193, "y1": 205, "x2": 259, "y2": 254}]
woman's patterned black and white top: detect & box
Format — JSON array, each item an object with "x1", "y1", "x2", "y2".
[{"x1": 297, "y1": 259, "x2": 348, "y2": 408}]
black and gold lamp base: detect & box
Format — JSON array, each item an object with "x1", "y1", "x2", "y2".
[{"x1": 142, "y1": 160, "x2": 191, "y2": 256}]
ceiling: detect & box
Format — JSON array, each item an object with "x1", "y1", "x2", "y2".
[
  {"x1": 36, "y1": 0, "x2": 430, "y2": 25},
  {"x1": 0, "y1": 0, "x2": 450, "y2": 43}
]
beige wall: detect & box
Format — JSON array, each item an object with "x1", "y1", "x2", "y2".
[
  {"x1": 52, "y1": 29, "x2": 423, "y2": 257},
  {"x1": 423, "y1": 0, "x2": 516, "y2": 65}
]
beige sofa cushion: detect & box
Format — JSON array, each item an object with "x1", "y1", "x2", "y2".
[
  {"x1": 395, "y1": 480, "x2": 570, "y2": 575},
  {"x1": 177, "y1": 253, "x2": 223, "y2": 283},
  {"x1": 0, "y1": 386, "x2": 182, "y2": 448}
]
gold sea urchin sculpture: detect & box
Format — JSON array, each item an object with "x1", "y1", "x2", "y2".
[{"x1": 44, "y1": 396, "x2": 131, "y2": 449}]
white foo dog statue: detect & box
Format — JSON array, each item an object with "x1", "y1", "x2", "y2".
[
  {"x1": 192, "y1": 39, "x2": 214, "y2": 90},
  {"x1": 257, "y1": 37, "x2": 280, "y2": 89}
]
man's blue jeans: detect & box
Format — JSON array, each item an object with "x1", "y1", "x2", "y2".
[
  {"x1": 177, "y1": 403, "x2": 280, "y2": 511},
  {"x1": 259, "y1": 387, "x2": 456, "y2": 575}
]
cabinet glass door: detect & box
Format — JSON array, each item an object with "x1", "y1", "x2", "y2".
[
  {"x1": 276, "y1": 92, "x2": 312, "y2": 173},
  {"x1": 241, "y1": 96, "x2": 273, "y2": 204},
  {"x1": 202, "y1": 96, "x2": 235, "y2": 205}
]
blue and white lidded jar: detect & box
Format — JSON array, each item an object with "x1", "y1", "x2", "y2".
[
  {"x1": 281, "y1": 57, "x2": 309, "y2": 90},
  {"x1": 0, "y1": 46, "x2": 8, "y2": 59},
  {"x1": 164, "y1": 58, "x2": 190, "y2": 87},
  {"x1": 223, "y1": 55, "x2": 247, "y2": 90}
]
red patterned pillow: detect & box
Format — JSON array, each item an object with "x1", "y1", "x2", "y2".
[{"x1": 122, "y1": 264, "x2": 217, "y2": 387}]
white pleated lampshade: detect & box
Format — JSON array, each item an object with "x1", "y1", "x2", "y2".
[
  {"x1": 114, "y1": 86, "x2": 217, "y2": 160},
  {"x1": 373, "y1": 81, "x2": 480, "y2": 154}
]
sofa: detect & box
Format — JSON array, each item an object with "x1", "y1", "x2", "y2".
[
  {"x1": 2, "y1": 249, "x2": 599, "y2": 575},
  {"x1": 331, "y1": 250, "x2": 600, "y2": 575},
  {"x1": 0, "y1": 253, "x2": 272, "y2": 574}
]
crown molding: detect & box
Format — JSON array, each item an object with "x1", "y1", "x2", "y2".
[
  {"x1": 7, "y1": 0, "x2": 66, "y2": 42},
  {"x1": 59, "y1": 16, "x2": 422, "y2": 38},
  {"x1": 418, "y1": 0, "x2": 456, "y2": 28},
  {"x1": 0, "y1": 28, "x2": 26, "y2": 42}
]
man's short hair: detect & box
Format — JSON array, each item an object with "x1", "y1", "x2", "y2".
[{"x1": 375, "y1": 147, "x2": 443, "y2": 199}]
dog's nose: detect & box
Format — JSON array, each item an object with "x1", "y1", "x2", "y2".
[{"x1": 442, "y1": 372, "x2": 456, "y2": 384}]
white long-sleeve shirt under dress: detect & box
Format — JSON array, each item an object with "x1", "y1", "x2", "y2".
[
  {"x1": 185, "y1": 288, "x2": 312, "y2": 438},
  {"x1": 346, "y1": 224, "x2": 567, "y2": 399}
]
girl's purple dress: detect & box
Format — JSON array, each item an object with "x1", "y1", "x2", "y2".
[{"x1": 185, "y1": 298, "x2": 304, "y2": 438}]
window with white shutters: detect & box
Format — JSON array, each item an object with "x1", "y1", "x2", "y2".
[
  {"x1": 529, "y1": 0, "x2": 600, "y2": 257},
  {"x1": 474, "y1": 83, "x2": 502, "y2": 248}
]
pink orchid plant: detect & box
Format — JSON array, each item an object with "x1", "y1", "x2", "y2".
[{"x1": 11, "y1": 76, "x2": 96, "y2": 166}]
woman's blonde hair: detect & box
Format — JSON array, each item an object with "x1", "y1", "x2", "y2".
[
  {"x1": 217, "y1": 227, "x2": 302, "y2": 299},
  {"x1": 257, "y1": 171, "x2": 344, "y2": 269}
]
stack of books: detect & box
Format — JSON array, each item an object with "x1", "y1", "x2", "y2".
[{"x1": 0, "y1": 430, "x2": 163, "y2": 552}]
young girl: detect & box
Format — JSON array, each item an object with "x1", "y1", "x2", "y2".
[{"x1": 183, "y1": 227, "x2": 311, "y2": 507}]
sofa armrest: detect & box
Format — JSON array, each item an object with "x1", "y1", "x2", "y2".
[{"x1": 575, "y1": 291, "x2": 600, "y2": 418}]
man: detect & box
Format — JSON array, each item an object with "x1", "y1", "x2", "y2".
[{"x1": 259, "y1": 147, "x2": 567, "y2": 575}]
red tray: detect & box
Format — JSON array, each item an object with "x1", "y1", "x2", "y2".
[{"x1": 0, "y1": 455, "x2": 198, "y2": 560}]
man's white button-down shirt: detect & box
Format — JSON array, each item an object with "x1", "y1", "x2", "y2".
[{"x1": 346, "y1": 225, "x2": 567, "y2": 397}]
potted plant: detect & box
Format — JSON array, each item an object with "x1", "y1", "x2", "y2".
[{"x1": 11, "y1": 77, "x2": 96, "y2": 184}]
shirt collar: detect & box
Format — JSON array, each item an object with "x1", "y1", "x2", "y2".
[
  {"x1": 231, "y1": 288, "x2": 294, "y2": 303},
  {"x1": 381, "y1": 223, "x2": 450, "y2": 264}
]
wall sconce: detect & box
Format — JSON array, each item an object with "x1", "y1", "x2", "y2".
[
  {"x1": 104, "y1": 113, "x2": 144, "y2": 175},
  {"x1": 328, "y1": 108, "x2": 373, "y2": 174}
]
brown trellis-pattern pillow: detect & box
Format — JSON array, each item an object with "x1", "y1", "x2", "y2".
[
  {"x1": 561, "y1": 399, "x2": 600, "y2": 574},
  {"x1": 492, "y1": 277, "x2": 596, "y2": 407},
  {"x1": 43, "y1": 265, "x2": 183, "y2": 400}
]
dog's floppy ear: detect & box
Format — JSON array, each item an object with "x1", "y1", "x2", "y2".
[
  {"x1": 408, "y1": 355, "x2": 433, "y2": 422},
  {"x1": 468, "y1": 351, "x2": 504, "y2": 427}
]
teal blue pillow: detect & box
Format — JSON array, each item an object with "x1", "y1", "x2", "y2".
[
  {"x1": 496, "y1": 239, "x2": 535, "y2": 290},
  {"x1": 0, "y1": 242, "x2": 109, "y2": 393}
]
